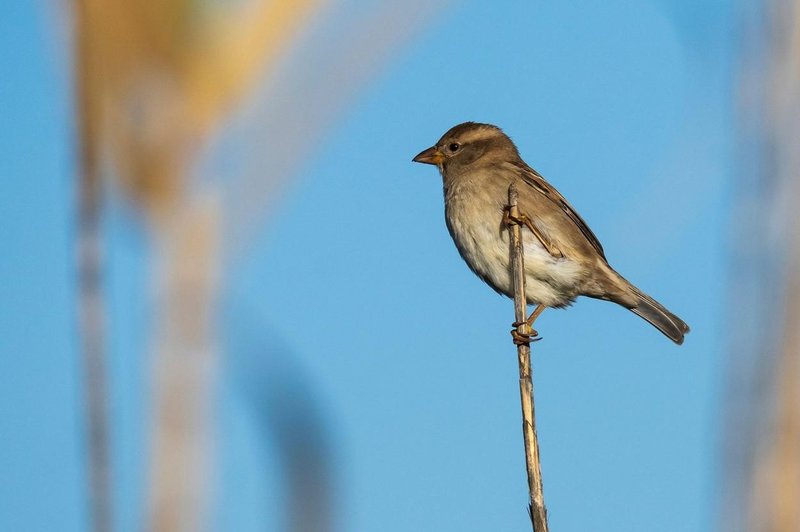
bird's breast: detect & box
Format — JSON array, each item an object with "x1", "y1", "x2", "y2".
[{"x1": 443, "y1": 181, "x2": 584, "y2": 307}]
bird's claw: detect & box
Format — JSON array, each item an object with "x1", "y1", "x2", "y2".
[
  {"x1": 503, "y1": 208, "x2": 563, "y2": 258},
  {"x1": 511, "y1": 327, "x2": 541, "y2": 345},
  {"x1": 502, "y1": 208, "x2": 529, "y2": 229}
]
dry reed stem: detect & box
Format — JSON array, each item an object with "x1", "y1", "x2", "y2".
[
  {"x1": 727, "y1": 2, "x2": 800, "y2": 530},
  {"x1": 147, "y1": 196, "x2": 221, "y2": 532},
  {"x1": 507, "y1": 183, "x2": 549, "y2": 532},
  {"x1": 74, "y1": 2, "x2": 325, "y2": 529},
  {"x1": 75, "y1": 1, "x2": 112, "y2": 530},
  {"x1": 74, "y1": 3, "x2": 436, "y2": 530},
  {"x1": 756, "y1": 3, "x2": 800, "y2": 529}
]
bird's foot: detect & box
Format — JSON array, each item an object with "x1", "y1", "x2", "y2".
[
  {"x1": 502, "y1": 208, "x2": 532, "y2": 230},
  {"x1": 511, "y1": 324, "x2": 541, "y2": 345},
  {"x1": 502, "y1": 208, "x2": 563, "y2": 258}
]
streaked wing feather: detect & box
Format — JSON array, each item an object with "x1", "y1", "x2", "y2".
[{"x1": 514, "y1": 161, "x2": 606, "y2": 260}]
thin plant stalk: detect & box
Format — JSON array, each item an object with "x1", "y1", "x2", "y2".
[
  {"x1": 75, "y1": 0, "x2": 112, "y2": 530},
  {"x1": 724, "y1": 2, "x2": 800, "y2": 530},
  {"x1": 147, "y1": 197, "x2": 221, "y2": 532},
  {"x1": 507, "y1": 183, "x2": 549, "y2": 532}
]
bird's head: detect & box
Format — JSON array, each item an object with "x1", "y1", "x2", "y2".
[{"x1": 412, "y1": 122, "x2": 519, "y2": 173}]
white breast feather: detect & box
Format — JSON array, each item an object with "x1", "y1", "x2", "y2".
[{"x1": 445, "y1": 185, "x2": 584, "y2": 307}]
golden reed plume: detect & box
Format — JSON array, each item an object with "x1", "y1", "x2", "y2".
[
  {"x1": 73, "y1": 1, "x2": 447, "y2": 530},
  {"x1": 74, "y1": 1, "x2": 323, "y2": 530}
]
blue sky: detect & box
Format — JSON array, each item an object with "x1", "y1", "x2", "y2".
[{"x1": 1, "y1": 1, "x2": 734, "y2": 531}]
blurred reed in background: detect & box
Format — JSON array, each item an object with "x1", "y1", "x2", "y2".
[
  {"x1": 71, "y1": 1, "x2": 444, "y2": 530},
  {"x1": 725, "y1": 1, "x2": 800, "y2": 531}
]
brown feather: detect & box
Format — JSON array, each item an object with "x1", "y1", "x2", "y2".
[{"x1": 513, "y1": 161, "x2": 607, "y2": 260}]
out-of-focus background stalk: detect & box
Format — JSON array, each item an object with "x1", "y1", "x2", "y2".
[
  {"x1": 724, "y1": 1, "x2": 800, "y2": 531},
  {"x1": 72, "y1": 1, "x2": 442, "y2": 530}
]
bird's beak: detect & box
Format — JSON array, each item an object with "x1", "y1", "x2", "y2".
[{"x1": 412, "y1": 146, "x2": 444, "y2": 165}]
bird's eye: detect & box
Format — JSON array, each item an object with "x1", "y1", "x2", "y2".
[{"x1": 449, "y1": 142, "x2": 461, "y2": 152}]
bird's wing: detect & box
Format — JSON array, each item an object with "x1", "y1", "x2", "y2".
[{"x1": 514, "y1": 161, "x2": 607, "y2": 260}]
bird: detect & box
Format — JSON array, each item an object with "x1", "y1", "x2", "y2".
[{"x1": 412, "y1": 122, "x2": 689, "y2": 345}]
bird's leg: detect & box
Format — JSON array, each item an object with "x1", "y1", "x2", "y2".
[
  {"x1": 525, "y1": 304, "x2": 546, "y2": 329},
  {"x1": 502, "y1": 208, "x2": 563, "y2": 258},
  {"x1": 511, "y1": 304, "x2": 546, "y2": 344}
]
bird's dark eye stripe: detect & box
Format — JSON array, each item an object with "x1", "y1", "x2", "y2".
[{"x1": 449, "y1": 143, "x2": 460, "y2": 151}]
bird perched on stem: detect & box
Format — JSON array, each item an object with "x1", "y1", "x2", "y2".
[{"x1": 412, "y1": 122, "x2": 689, "y2": 345}]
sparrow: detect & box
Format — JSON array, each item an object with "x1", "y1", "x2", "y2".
[{"x1": 412, "y1": 122, "x2": 689, "y2": 344}]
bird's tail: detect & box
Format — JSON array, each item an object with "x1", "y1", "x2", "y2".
[{"x1": 625, "y1": 285, "x2": 689, "y2": 345}]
